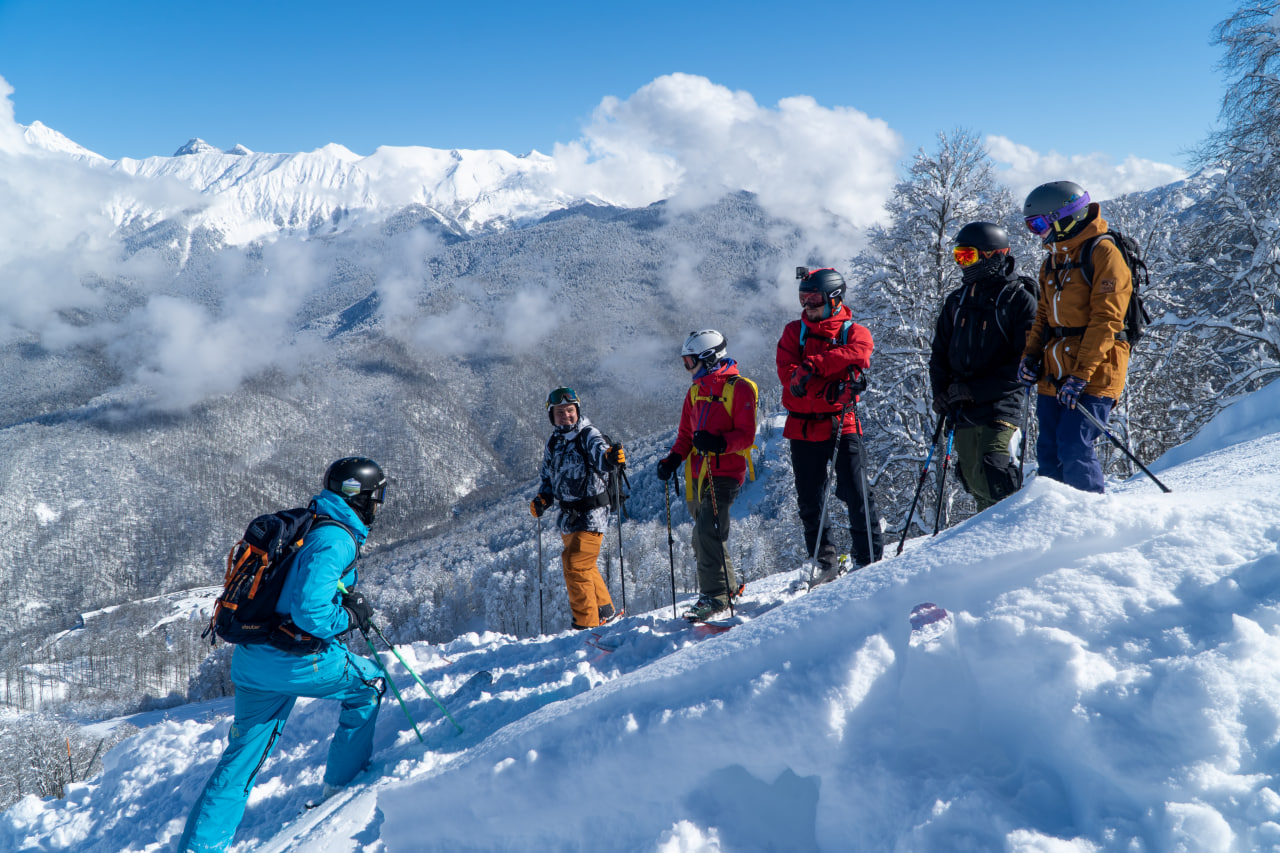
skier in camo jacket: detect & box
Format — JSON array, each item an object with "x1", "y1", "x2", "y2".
[{"x1": 530, "y1": 387, "x2": 625, "y2": 630}]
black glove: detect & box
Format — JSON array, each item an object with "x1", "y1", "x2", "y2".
[
  {"x1": 530, "y1": 492, "x2": 553, "y2": 517},
  {"x1": 655, "y1": 452, "x2": 682, "y2": 481},
  {"x1": 692, "y1": 430, "x2": 728, "y2": 454},
  {"x1": 790, "y1": 360, "x2": 817, "y2": 397},
  {"x1": 932, "y1": 395, "x2": 947, "y2": 415},
  {"x1": 342, "y1": 590, "x2": 374, "y2": 633},
  {"x1": 946, "y1": 383, "x2": 973, "y2": 406}
]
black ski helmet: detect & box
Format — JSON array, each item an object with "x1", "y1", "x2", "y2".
[
  {"x1": 797, "y1": 267, "x2": 846, "y2": 318},
  {"x1": 1023, "y1": 181, "x2": 1091, "y2": 242},
  {"x1": 545, "y1": 386, "x2": 581, "y2": 424},
  {"x1": 953, "y1": 222, "x2": 1009, "y2": 253},
  {"x1": 324, "y1": 456, "x2": 387, "y2": 526},
  {"x1": 681, "y1": 329, "x2": 728, "y2": 371}
]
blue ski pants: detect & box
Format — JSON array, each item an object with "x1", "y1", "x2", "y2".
[
  {"x1": 1035, "y1": 391, "x2": 1114, "y2": 494},
  {"x1": 176, "y1": 646, "x2": 383, "y2": 853}
]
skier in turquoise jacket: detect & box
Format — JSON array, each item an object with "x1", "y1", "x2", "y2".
[{"x1": 177, "y1": 457, "x2": 388, "y2": 853}]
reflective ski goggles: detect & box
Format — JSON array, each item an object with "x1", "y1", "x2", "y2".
[
  {"x1": 798, "y1": 291, "x2": 827, "y2": 307},
  {"x1": 545, "y1": 387, "x2": 580, "y2": 409},
  {"x1": 952, "y1": 246, "x2": 1009, "y2": 267},
  {"x1": 1024, "y1": 192, "x2": 1091, "y2": 235}
]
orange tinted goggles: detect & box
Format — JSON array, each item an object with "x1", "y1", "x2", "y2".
[{"x1": 953, "y1": 246, "x2": 1009, "y2": 267}]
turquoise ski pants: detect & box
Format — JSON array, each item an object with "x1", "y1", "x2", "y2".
[{"x1": 176, "y1": 647, "x2": 383, "y2": 853}]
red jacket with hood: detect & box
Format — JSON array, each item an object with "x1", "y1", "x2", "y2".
[
  {"x1": 670, "y1": 359, "x2": 757, "y2": 486},
  {"x1": 776, "y1": 304, "x2": 873, "y2": 441}
]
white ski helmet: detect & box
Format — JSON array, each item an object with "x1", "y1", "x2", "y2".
[{"x1": 681, "y1": 330, "x2": 728, "y2": 371}]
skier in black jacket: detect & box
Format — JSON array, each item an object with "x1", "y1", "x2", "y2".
[{"x1": 928, "y1": 221, "x2": 1038, "y2": 511}]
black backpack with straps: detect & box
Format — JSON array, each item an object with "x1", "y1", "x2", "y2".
[
  {"x1": 1043, "y1": 229, "x2": 1152, "y2": 345},
  {"x1": 203, "y1": 506, "x2": 358, "y2": 655}
]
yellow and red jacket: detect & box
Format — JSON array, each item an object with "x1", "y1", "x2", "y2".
[
  {"x1": 776, "y1": 304, "x2": 873, "y2": 441},
  {"x1": 669, "y1": 359, "x2": 758, "y2": 499},
  {"x1": 1024, "y1": 205, "x2": 1131, "y2": 401}
]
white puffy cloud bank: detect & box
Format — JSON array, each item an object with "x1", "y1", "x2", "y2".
[{"x1": 985, "y1": 134, "x2": 1189, "y2": 203}]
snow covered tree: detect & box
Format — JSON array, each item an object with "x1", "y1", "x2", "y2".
[
  {"x1": 1174, "y1": 2, "x2": 1280, "y2": 414},
  {"x1": 848, "y1": 129, "x2": 1021, "y2": 536}
]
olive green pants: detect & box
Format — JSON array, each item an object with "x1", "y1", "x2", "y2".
[{"x1": 953, "y1": 422, "x2": 1021, "y2": 512}]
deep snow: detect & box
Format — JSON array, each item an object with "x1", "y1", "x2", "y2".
[{"x1": 5, "y1": 382, "x2": 1280, "y2": 852}]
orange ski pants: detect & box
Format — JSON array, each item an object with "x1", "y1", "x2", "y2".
[{"x1": 561, "y1": 531, "x2": 614, "y2": 628}]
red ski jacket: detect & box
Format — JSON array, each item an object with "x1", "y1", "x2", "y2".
[
  {"x1": 670, "y1": 359, "x2": 758, "y2": 490},
  {"x1": 776, "y1": 304, "x2": 873, "y2": 441}
]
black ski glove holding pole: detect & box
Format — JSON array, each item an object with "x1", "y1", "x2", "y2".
[{"x1": 342, "y1": 589, "x2": 374, "y2": 632}]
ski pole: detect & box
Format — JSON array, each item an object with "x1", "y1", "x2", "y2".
[
  {"x1": 897, "y1": 415, "x2": 944, "y2": 555},
  {"x1": 806, "y1": 413, "x2": 845, "y2": 586},
  {"x1": 1072, "y1": 399, "x2": 1172, "y2": 493},
  {"x1": 338, "y1": 583, "x2": 463, "y2": 734},
  {"x1": 703, "y1": 458, "x2": 735, "y2": 618},
  {"x1": 359, "y1": 629, "x2": 425, "y2": 742},
  {"x1": 535, "y1": 513, "x2": 545, "y2": 636},
  {"x1": 613, "y1": 462, "x2": 627, "y2": 615},
  {"x1": 932, "y1": 418, "x2": 956, "y2": 536},
  {"x1": 368, "y1": 620, "x2": 464, "y2": 733},
  {"x1": 1018, "y1": 384, "x2": 1032, "y2": 486},
  {"x1": 664, "y1": 477, "x2": 677, "y2": 619},
  {"x1": 849, "y1": 396, "x2": 876, "y2": 568}
]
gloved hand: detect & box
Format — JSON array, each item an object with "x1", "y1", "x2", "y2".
[
  {"x1": 823, "y1": 380, "x2": 853, "y2": 407},
  {"x1": 1057, "y1": 375, "x2": 1087, "y2": 409},
  {"x1": 529, "y1": 492, "x2": 553, "y2": 517},
  {"x1": 790, "y1": 360, "x2": 817, "y2": 397},
  {"x1": 342, "y1": 589, "x2": 374, "y2": 633},
  {"x1": 946, "y1": 383, "x2": 973, "y2": 406},
  {"x1": 931, "y1": 395, "x2": 947, "y2": 416},
  {"x1": 692, "y1": 430, "x2": 728, "y2": 454},
  {"x1": 1017, "y1": 356, "x2": 1041, "y2": 386},
  {"x1": 655, "y1": 452, "x2": 682, "y2": 481},
  {"x1": 606, "y1": 443, "x2": 625, "y2": 467}
]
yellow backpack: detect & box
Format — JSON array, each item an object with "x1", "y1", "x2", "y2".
[{"x1": 684, "y1": 375, "x2": 759, "y2": 503}]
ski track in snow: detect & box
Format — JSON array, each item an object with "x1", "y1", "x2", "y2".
[{"x1": 5, "y1": 384, "x2": 1280, "y2": 851}]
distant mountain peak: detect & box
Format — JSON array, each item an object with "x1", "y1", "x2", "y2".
[{"x1": 173, "y1": 138, "x2": 221, "y2": 156}]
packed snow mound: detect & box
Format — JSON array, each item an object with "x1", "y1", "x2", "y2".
[{"x1": 5, "y1": 382, "x2": 1280, "y2": 852}]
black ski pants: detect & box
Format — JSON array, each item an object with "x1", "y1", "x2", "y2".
[{"x1": 791, "y1": 433, "x2": 883, "y2": 568}]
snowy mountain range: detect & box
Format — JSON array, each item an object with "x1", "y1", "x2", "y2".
[
  {"x1": 22, "y1": 121, "x2": 610, "y2": 243},
  {"x1": 6, "y1": 381, "x2": 1280, "y2": 851}
]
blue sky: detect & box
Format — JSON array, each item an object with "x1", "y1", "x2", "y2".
[{"x1": 0, "y1": 0, "x2": 1234, "y2": 169}]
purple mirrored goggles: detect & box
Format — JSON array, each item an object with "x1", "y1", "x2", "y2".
[{"x1": 1025, "y1": 192, "x2": 1091, "y2": 235}]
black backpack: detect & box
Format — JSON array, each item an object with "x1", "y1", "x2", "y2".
[
  {"x1": 203, "y1": 506, "x2": 357, "y2": 654},
  {"x1": 1044, "y1": 228, "x2": 1152, "y2": 345}
]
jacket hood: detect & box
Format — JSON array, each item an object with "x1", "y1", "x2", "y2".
[
  {"x1": 311, "y1": 489, "x2": 369, "y2": 543},
  {"x1": 800, "y1": 303, "x2": 853, "y2": 336},
  {"x1": 1048, "y1": 204, "x2": 1109, "y2": 260},
  {"x1": 693, "y1": 357, "x2": 739, "y2": 381}
]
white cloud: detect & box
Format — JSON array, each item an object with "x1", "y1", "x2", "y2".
[
  {"x1": 985, "y1": 135, "x2": 1189, "y2": 204},
  {"x1": 550, "y1": 74, "x2": 903, "y2": 235}
]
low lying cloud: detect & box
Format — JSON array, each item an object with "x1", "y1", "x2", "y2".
[
  {"x1": 0, "y1": 73, "x2": 1199, "y2": 414},
  {"x1": 985, "y1": 135, "x2": 1189, "y2": 204},
  {"x1": 550, "y1": 74, "x2": 904, "y2": 235}
]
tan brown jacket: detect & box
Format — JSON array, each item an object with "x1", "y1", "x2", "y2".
[{"x1": 1024, "y1": 204, "x2": 1131, "y2": 400}]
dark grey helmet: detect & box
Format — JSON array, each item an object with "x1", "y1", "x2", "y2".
[
  {"x1": 1023, "y1": 181, "x2": 1091, "y2": 241},
  {"x1": 953, "y1": 222, "x2": 1009, "y2": 253},
  {"x1": 324, "y1": 456, "x2": 387, "y2": 525}
]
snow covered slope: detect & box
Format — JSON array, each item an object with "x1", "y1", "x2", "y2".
[{"x1": 5, "y1": 382, "x2": 1280, "y2": 852}]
